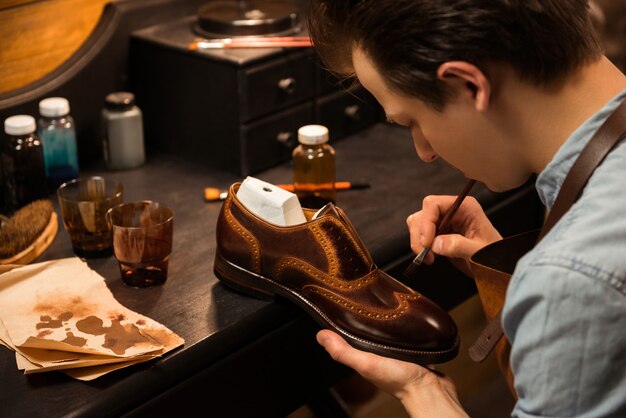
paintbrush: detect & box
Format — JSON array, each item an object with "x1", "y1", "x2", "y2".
[
  {"x1": 189, "y1": 36, "x2": 312, "y2": 50},
  {"x1": 404, "y1": 179, "x2": 477, "y2": 279},
  {"x1": 204, "y1": 181, "x2": 370, "y2": 202}
]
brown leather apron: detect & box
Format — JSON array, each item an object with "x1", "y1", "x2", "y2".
[{"x1": 467, "y1": 99, "x2": 626, "y2": 398}]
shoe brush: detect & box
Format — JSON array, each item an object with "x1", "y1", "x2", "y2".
[{"x1": 0, "y1": 199, "x2": 58, "y2": 265}]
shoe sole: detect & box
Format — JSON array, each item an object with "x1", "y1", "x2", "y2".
[{"x1": 214, "y1": 251, "x2": 459, "y2": 364}]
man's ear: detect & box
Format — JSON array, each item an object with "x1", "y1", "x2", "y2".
[{"x1": 437, "y1": 61, "x2": 491, "y2": 112}]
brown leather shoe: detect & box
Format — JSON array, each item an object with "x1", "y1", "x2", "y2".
[{"x1": 214, "y1": 183, "x2": 459, "y2": 364}]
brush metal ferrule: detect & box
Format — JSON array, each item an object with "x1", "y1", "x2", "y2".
[{"x1": 412, "y1": 247, "x2": 430, "y2": 266}]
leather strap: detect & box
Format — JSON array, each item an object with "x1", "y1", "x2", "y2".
[
  {"x1": 540, "y1": 99, "x2": 626, "y2": 239},
  {"x1": 468, "y1": 310, "x2": 503, "y2": 362},
  {"x1": 469, "y1": 98, "x2": 626, "y2": 362}
]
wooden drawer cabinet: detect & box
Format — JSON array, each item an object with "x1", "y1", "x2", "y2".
[
  {"x1": 241, "y1": 50, "x2": 316, "y2": 122},
  {"x1": 131, "y1": 16, "x2": 381, "y2": 176},
  {"x1": 316, "y1": 88, "x2": 383, "y2": 141},
  {"x1": 241, "y1": 102, "x2": 314, "y2": 175}
]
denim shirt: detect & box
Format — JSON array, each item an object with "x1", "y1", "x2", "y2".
[{"x1": 503, "y1": 90, "x2": 626, "y2": 418}]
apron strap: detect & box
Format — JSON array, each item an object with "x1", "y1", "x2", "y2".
[{"x1": 469, "y1": 98, "x2": 626, "y2": 363}]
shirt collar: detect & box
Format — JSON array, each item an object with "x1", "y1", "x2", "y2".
[{"x1": 536, "y1": 89, "x2": 626, "y2": 209}]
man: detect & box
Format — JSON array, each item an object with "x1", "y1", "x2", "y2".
[{"x1": 308, "y1": 1, "x2": 626, "y2": 416}]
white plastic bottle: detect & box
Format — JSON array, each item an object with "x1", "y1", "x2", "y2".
[{"x1": 102, "y1": 92, "x2": 145, "y2": 170}]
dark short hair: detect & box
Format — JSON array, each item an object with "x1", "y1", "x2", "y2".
[{"x1": 308, "y1": 0, "x2": 603, "y2": 109}]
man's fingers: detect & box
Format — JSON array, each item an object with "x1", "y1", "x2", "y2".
[
  {"x1": 316, "y1": 330, "x2": 379, "y2": 372},
  {"x1": 421, "y1": 195, "x2": 456, "y2": 224},
  {"x1": 408, "y1": 218, "x2": 436, "y2": 254},
  {"x1": 317, "y1": 330, "x2": 436, "y2": 398},
  {"x1": 432, "y1": 234, "x2": 484, "y2": 260},
  {"x1": 413, "y1": 195, "x2": 468, "y2": 248}
]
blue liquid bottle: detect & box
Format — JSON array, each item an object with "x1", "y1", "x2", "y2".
[{"x1": 38, "y1": 97, "x2": 79, "y2": 188}]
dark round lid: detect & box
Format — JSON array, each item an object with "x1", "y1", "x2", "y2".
[
  {"x1": 105, "y1": 92, "x2": 136, "y2": 111},
  {"x1": 196, "y1": 0, "x2": 298, "y2": 37}
]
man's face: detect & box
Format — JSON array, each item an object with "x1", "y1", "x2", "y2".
[{"x1": 351, "y1": 47, "x2": 529, "y2": 192}]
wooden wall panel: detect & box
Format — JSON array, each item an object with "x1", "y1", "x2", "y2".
[{"x1": 0, "y1": 0, "x2": 109, "y2": 94}]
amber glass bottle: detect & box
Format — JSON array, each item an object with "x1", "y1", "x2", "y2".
[
  {"x1": 292, "y1": 124, "x2": 336, "y2": 208},
  {"x1": 2, "y1": 115, "x2": 48, "y2": 212}
]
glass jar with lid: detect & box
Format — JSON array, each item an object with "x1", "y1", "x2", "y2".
[
  {"x1": 2, "y1": 115, "x2": 48, "y2": 211},
  {"x1": 292, "y1": 124, "x2": 336, "y2": 208}
]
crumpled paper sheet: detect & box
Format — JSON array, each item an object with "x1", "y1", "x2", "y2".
[{"x1": 0, "y1": 257, "x2": 184, "y2": 380}]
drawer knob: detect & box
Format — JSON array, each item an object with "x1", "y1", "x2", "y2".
[
  {"x1": 276, "y1": 131, "x2": 295, "y2": 148},
  {"x1": 278, "y1": 78, "x2": 297, "y2": 95},
  {"x1": 344, "y1": 104, "x2": 361, "y2": 120}
]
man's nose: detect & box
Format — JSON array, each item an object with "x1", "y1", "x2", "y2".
[{"x1": 411, "y1": 128, "x2": 438, "y2": 162}]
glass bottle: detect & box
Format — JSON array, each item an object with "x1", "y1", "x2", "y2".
[
  {"x1": 38, "y1": 97, "x2": 80, "y2": 189},
  {"x1": 102, "y1": 92, "x2": 145, "y2": 170},
  {"x1": 292, "y1": 124, "x2": 336, "y2": 208},
  {"x1": 2, "y1": 115, "x2": 48, "y2": 211}
]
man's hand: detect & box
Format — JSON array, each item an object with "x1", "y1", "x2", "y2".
[
  {"x1": 407, "y1": 195, "x2": 502, "y2": 274},
  {"x1": 317, "y1": 330, "x2": 469, "y2": 417}
]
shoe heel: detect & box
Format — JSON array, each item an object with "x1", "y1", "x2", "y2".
[{"x1": 213, "y1": 252, "x2": 275, "y2": 301}]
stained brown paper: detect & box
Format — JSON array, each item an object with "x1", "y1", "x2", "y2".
[{"x1": 0, "y1": 258, "x2": 184, "y2": 380}]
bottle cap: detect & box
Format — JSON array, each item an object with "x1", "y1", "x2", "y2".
[
  {"x1": 298, "y1": 125, "x2": 329, "y2": 145},
  {"x1": 4, "y1": 115, "x2": 36, "y2": 135},
  {"x1": 105, "y1": 92, "x2": 136, "y2": 111},
  {"x1": 39, "y1": 97, "x2": 70, "y2": 117}
]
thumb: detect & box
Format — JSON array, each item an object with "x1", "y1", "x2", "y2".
[
  {"x1": 317, "y1": 330, "x2": 377, "y2": 371},
  {"x1": 432, "y1": 234, "x2": 484, "y2": 259}
]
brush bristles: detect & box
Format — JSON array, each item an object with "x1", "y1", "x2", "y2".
[
  {"x1": 0, "y1": 200, "x2": 53, "y2": 258},
  {"x1": 404, "y1": 262, "x2": 420, "y2": 280}
]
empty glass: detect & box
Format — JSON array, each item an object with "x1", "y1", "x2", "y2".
[
  {"x1": 57, "y1": 177, "x2": 123, "y2": 257},
  {"x1": 106, "y1": 201, "x2": 174, "y2": 287}
]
